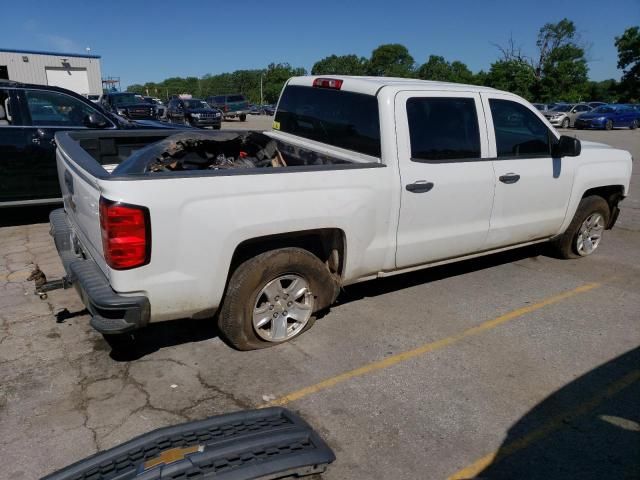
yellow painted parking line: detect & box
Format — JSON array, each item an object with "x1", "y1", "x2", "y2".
[
  {"x1": 447, "y1": 368, "x2": 640, "y2": 480},
  {"x1": 265, "y1": 282, "x2": 601, "y2": 407}
]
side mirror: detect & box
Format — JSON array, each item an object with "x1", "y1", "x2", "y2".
[
  {"x1": 553, "y1": 135, "x2": 581, "y2": 157},
  {"x1": 85, "y1": 113, "x2": 108, "y2": 128}
]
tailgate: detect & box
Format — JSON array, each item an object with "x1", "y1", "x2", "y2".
[{"x1": 55, "y1": 134, "x2": 108, "y2": 275}]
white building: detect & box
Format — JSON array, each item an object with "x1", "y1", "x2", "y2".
[{"x1": 0, "y1": 48, "x2": 102, "y2": 96}]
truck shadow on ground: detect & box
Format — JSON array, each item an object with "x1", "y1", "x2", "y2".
[
  {"x1": 474, "y1": 347, "x2": 640, "y2": 480},
  {"x1": 105, "y1": 245, "x2": 547, "y2": 361},
  {"x1": 105, "y1": 318, "x2": 219, "y2": 361},
  {"x1": 336, "y1": 244, "x2": 547, "y2": 306}
]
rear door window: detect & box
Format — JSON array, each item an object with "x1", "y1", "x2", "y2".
[
  {"x1": 275, "y1": 85, "x2": 381, "y2": 158},
  {"x1": 406, "y1": 97, "x2": 481, "y2": 161},
  {"x1": 489, "y1": 99, "x2": 551, "y2": 157},
  {"x1": 0, "y1": 89, "x2": 16, "y2": 125}
]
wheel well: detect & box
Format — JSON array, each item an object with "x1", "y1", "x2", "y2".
[
  {"x1": 229, "y1": 229, "x2": 346, "y2": 280},
  {"x1": 582, "y1": 185, "x2": 624, "y2": 211}
]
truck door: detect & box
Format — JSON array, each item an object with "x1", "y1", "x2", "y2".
[
  {"x1": 0, "y1": 88, "x2": 33, "y2": 203},
  {"x1": 481, "y1": 93, "x2": 575, "y2": 249},
  {"x1": 395, "y1": 91, "x2": 495, "y2": 268},
  {"x1": 20, "y1": 88, "x2": 113, "y2": 201}
]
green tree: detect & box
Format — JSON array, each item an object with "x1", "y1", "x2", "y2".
[
  {"x1": 262, "y1": 63, "x2": 307, "y2": 103},
  {"x1": 615, "y1": 26, "x2": 640, "y2": 101},
  {"x1": 485, "y1": 60, "x2": 537, "y2": 99},
  {"x1": 417, "y1": 55, "x2": 474, "y2": 83},
  {"x1": 311, "y1": 54, "x2": 369, "y2": 75},
  {"x1": 534, "y1": 19, "x2": 589, "y2": 101},
  {"x1": 586, "y1": 79, "x2": 619, "y2": 102},
  {"x1": 367, "y1": 44, "x2": 415, "y2": 77}
]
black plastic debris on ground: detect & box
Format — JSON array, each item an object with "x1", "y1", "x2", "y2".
[
  {"x1": 113, "y1": 131, "x2": 282, "y2": 174},
  {"x1": 42, "y1": 407, "x2": 336, "y2": 480}
]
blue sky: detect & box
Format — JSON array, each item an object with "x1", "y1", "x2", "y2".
[{"x1": 5, "y1": 0, "x2": 639, "y2": 87}]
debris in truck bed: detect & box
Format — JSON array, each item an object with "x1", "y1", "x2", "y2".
[{"x1": 112, "y1": 131, "x2": 284, "y2": 174}]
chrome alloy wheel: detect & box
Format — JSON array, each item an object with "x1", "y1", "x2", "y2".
[
  {"x1": 252, "y1": 274, "x2": 314, "y2": 342},
  {"x1": 576, "y1": 213, "x2": 605, "y2": 256}
]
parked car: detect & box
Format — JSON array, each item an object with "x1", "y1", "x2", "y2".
[
  {"x1": 51, "y1": 75, "x2": 632, "y2": 351},
  {"x1": 143, "y1": 96, "x2": 166, "y2": 119},
  {"x1": 587, "y1": 101, "x2": 607, "y2": 109},
  {"x1": 532, "y1": 103, "x2": 549, "y2": 112},
  {"x1": 0, "y1": 80, "x2": 187, "y2": 206},
  {"x1": 207, "y1": 94, "x2": 250, "y2": 121},
  {"x1": 575, "y1": 104, "x2": 640, "y2": 130},
  {"x1": 166, "y1": 98, "x2": 222, "y2": 128},
  {"x1": 544, "y1": 103, "x2": 592, "y2": 128},
  {"x1": 249, "y1": 104, "x2": 262, "y2": 115},
  {"x1": 101, "y1": 92, "x2": 157, "y2": 120},
  {"x1": 262, "y1": 104, "x2": 276, "y2": 116}
]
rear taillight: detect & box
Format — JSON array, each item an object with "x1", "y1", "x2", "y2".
[
  {"x1": 224, "y1": 105, "x2": 229, "y2": 112},
  {"x1": 313, "y1": 78, "x2": 343, "y2": 90},
  {"x1": 99, "y1": 197, "x2": 150, "y2": 270}
]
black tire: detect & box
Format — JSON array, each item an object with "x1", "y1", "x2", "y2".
[
  {"x1": 102, "y1": 332, "x2": 136, "y2": 351},
  {"x1": 630, "y1": 120, "x2": 638, "y2": 130},
  {"x1": 561, "y1": 117, "x2": 570, "y2": 128},
  {"x1": 214, "y1": 125, "x2": 221, "y2": 130},
  {"x1": 239, "y1": 114, "x2": 247, "y2": 122},
  {"x1": 550, "y1": 196, "x2": 610, "y2": 259},
  {"x1": 605, "y1": 119, "x2": 613, "y2": 130},
  {"x1": 218, "y1": 247, "x2": 339, "y2": 350}
]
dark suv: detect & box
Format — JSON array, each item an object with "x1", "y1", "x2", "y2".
[
  {"x1": 101, "y1": 92, "x2": 157, "y2": 120},
  {"x1": 166, "y1": 98, "x2": 222, "y2": 128},
  {"x1": 0, "y1": 80, "x2": 183, "y2": 206},
  {"x1": 206, "y1": 94, "x2": 250, "y2": 121}
]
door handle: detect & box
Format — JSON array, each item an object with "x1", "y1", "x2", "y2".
[
  {"x1": 499, "y1": 173, "x2": 520, "y2": 184},
  {"x1": 405, "y1": 180, "x2": 434, "y2": 193}
]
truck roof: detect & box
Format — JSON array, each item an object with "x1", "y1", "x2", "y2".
[{"x1": 287, "y1": 75, "x2": 500, "y2": 96}]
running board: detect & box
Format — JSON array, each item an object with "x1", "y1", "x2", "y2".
[{"x1": 43, "y1": 407, "x2": 335, "y2": 480}]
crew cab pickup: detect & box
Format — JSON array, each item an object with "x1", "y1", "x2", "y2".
[{"x1": 50, "y1": 76, "x2": 633, "y2": 350}]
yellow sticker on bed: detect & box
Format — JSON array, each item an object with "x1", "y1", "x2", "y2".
[{"x1": 272, "y1": 121, "x2": 280, "y2": 130}]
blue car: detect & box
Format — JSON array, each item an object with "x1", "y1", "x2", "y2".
[{"x1": 575, "y1": 104, "x2": 640, "y2": 130}]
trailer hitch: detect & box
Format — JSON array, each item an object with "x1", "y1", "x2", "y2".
[{"x1": 28, "y1": 265, "x2": 73, "y2": 300}]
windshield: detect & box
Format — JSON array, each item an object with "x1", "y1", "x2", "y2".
[
  {"x1": 112, "y1": 94, "x2": 140, "y2": 105},
  {"x1": 592, "y1": 106, "x2": 615, "y2": 113},
  {"x1": 184, "y1": 100, "x2": 210, "y2": 109},
  {"x1": 550, "y1": 104, "x2": 572, "y2": 112}
]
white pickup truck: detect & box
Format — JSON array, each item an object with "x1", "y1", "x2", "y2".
[{"x1": 50, "y1": 76, "x2": 633, "y2": 350}]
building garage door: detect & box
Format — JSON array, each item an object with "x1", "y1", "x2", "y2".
[{"x1": 45, "y1": 67, "x2": 90, "y2": 95}]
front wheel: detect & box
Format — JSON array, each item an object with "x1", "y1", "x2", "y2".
[
  {"x1": 218, "y1": 247, "x2": 339, "y2": 350},
  {"x1": 561, "y1": 117, "x2": 570, "y2": 128},
  {"x1": 605, "y1": 119, "x2": 613, "y2": 130},
  {"x1": 551, "y1": 196, "x2": 610, "y2": 259}
]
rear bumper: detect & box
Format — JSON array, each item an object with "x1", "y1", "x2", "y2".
[{"x1": 49, "y1": 208, "x2": 150, "y2": 334}]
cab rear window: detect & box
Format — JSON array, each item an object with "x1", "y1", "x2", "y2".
[{"x1": 275, "y1": 85, "x2": 381, "y2": 158}]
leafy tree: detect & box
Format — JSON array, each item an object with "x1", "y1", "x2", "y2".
[
  {"x1": 615, "y1": 26, "x2": 640, "y2": 101},
  {"x1": 367, "y1": 44, "x2": 415, "y2": 77},
  {"x1": 534, "y1": 19, "x2": 589, "y2": 101},
  {"x1": 586, "y1": 79, "x2": 619, "y2": 102},
  {"x1": 485, "y1": 60, "x2": 537, "y2": 99},
  {"x1": 417, "y1": 55, "x2": 474, "y2": 84},
  {"x1": 311, "y1": 54, "x2": 369, "y2": 75},
  {"x1": 262, "y1": 63, "x2": 307, "y2": 103}
]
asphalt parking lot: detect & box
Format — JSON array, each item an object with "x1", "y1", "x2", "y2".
[{"x1": 1, "y1": 124, "x2": 638, "y2": 479}]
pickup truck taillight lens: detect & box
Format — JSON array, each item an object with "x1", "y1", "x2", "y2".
[{"x1": 99, "y1": 197, "x2": 151, "y2": 270}]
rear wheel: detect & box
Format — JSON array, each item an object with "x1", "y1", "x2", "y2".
[
  {"x1": 218, "y1": 247, "x2": 339, "y2": 350},
  {"x1": 239, "y1": 114, "x2": 247, "y2": 122},
  {"x1": 551, "y1": 196, "x2": 610, "y2": 259},
  {"x1": 630, "y1": 119, "x2": 638, "y2": 130}
]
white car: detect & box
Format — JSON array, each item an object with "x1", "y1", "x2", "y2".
[
  {"x1": 50, "y1": 76, "x2": 632, "y2": 350},
  {"x1": 544, "y1": 103, "x2": 593, "y2": 128}
]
